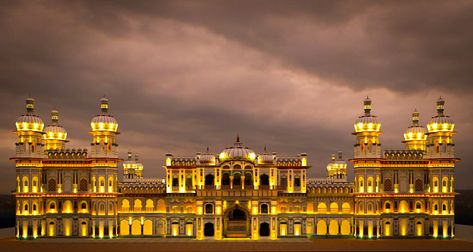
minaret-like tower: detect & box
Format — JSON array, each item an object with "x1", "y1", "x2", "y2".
[
  {"x1": 403, "y1": 110, "x2": 427, "y2": 151},
  {"x1": 123, "y1": 152, "x2": 144, "y2": 179},
  {"x1": 43, "y1": 110, "x2": 68, "y2": 150},
  {"x1": 326, "y1": 151, "x2": 347, "y2": 180},
  {"x1": 353, "y1": 97, "x2": 382, "y2": 158},
  {"x1": 426, "y1": 98, "x2": 455, "y2": 158},
  {"x1": 15, "y1": 98, "x2": 45, "y2": 158},
  {"x1": 90, "y1": 97, "x2": 119, "y2": 158}
]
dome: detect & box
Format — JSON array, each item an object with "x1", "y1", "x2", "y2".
[
  {"x1": 404, "y1": 110, "x2": 426, "y2": 142},
  {"x1": 90, "y1": 98, "x2": 118, "y2": 132},
  {"x1": 16, "y1": 98, "x2": 44, "y2": 132},
  {"x1": 257, "y1": 146, "x2": 274, "y2": 164},
  {"x1": 427, "y1": 97, "x2": 454, "y2": 133},
  {"x1": 354, "y1": 97, "x2": 381, "y2": 133},
  {"x1": 219, "y1": 136, "x2": 256, "y2": 162},
  {"x1": 44, "y1": 110, "x2": 67, "y2": 141},
  {"x1": 197, "y1": 147, "x2": 216, "y2": 164}
]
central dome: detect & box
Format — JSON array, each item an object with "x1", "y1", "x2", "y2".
[{"x1": 219, "y1": 136, "x2": 256, "y2": 162}]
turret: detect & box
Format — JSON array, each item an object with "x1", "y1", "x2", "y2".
[
  {"x1": 403, "y1": 110, "x2": 427, "y2": 151},
  {"x1": 326, "y1": 151, "x2": 347, "y2": 180},
  {"x1": 90, "y1": 97, "x2": 119, "y2": 157},
  {"x1": 123, "y1": 152, "x2": 144, "y2": 179},
  {"x1": 353, "y1": 97, "x2": 382, "y2": 158},
  {"x1": 43, "y1": 110, "x2": 68, "y2": 150},
  {"x1": 15, "y1": 98, "x2": 45, "y2": 157},
  {"x1": 426, "y1": 97, "x2": 455, "y2": 158}
]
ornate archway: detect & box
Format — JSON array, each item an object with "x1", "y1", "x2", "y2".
[{"x1": 224, "y1": 206, "x2": 250, "y2": 238}]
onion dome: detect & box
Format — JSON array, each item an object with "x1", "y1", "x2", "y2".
[
  {"x1": 44, "y1": 110, "x2": 67, "y2": 141},
  {"x1": 403, "y1": 110, "x2": 426, "y2": 142},
  {"x1": 16, "y1": 98, "x2": 44, "y2": 132},
  {"x1": 218, "y1": 135, "x2": 257, "y2": 162},
  {"x1": 197, "y1": 146, "x2": 216, "y2": 165},
  {"x1": 90, "y1": 97, "x2": 118, "y2": 132},
  {"x1": 354, "y1": 96, "x2": 381, "y2": 133},
  {"x1": 257, "y1": 146, "x2": 274, "y2": 164},
  {"x1": 427, "y1": 97, "x2": 454, "y2": 133},
  {"x1": 326, "y1": 151, "x2": 347, "y2": 179}
]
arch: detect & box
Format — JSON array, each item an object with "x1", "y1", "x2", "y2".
[
  {"x1": 222, "y1": 173, "x2": 230, "y2": 186},
  {"x1": 415, "y1": 201, "x2": 422, "y2": 213},
  {"x1": 233, "y1": 164, "x2": 241, "y2": 170},
  {"x1": 205, "y1": 174, "x2": 214, "y2": 186},
  {"x1": 32, "y1": 176, "x2": 38, "y2": 192},
  {"x1": 385, "y1": 201, "x2": 392, "y2": 212},
  {"x1": 329, "y1": 219, "x2": 339, "y2": 235},
  {"x1": 120, "y1": 219, "x2": 129, "y2": 236},
  {"x1": 80, "y1": 201, "x2": 88, "y2": 213},
  {"x1": 48, "y1": 221, "x2": 55, "y2": 236},
  {"x1": 204, "y1": 222, "x2": 214, "y2": 237},
  {"x1": 317, "y1": 202, "x2": 327, "y2": 213},
  {"x1": 244, "y1": 172, "x2": 252, "y2": 186},
  {"x1": 23, "y1": 202, "x2": 29, "y2": 213},
  {"x1": 131, "y1": 219, "x2": 141, "y2": 235},
  {"x1": 260, "y1": 174, "x2": 269, "y2": 186},
  {"x1": 399, "y1": 200, "x2": 409, "y2": 213},
  {"x1": 358, "y1": 176, "x2": 364, "y2": 192},
  {"x1": 384, "y1": 221, "x2": 392, "y2": 237},
  {"x1": 367, "y1": 177, "x2": 374, "y2": 193},
  {"x1": 145, "y1": 199, "x2": 154, "y2": 212},
  {"x1": 433, "y1": 177, "x2": 439, "y2": 193},
  {"x1": 316, "y1": 220, "x2": 327, "y2": 235},
  {"x1": 233, "y1": 173, "x2": 242, "y2": 186},
  {"x1": 157, "y1": 199, "x2": 166, "y2": 213},
  {"x1": 227, "y1": 207, "x2": 247, "y2": 220},
  {"x1": 329, "y1": 202, "x2": 339, "y2": 212},
  {"x1": 108, "y1": 177, "x2": 114, "y2": 192},
  {"x1": 80, "y1": 221, "x2": 88, "y2": 237},
  {"x1": 134, "y1": 199, "x2": 142, "y2": 212},
  {"x1": 98, "y1": 176, "x2": 105, "y2": 193},
  {"x1": 416, "y1": 221, "x2": 423, "y2": 236},
  {"x1": 22, "y1": 176, "x2": 29, "y2": 193},
  {"x1": 121, "y1": 199, "x2": 130, "y2": 211},
  {"x1": 205, "y1": 203, "x2": 214, "y2": 214},
  {"x1": 342, "y1": 202, "x2": 350, "y2": 213},
  {"x1": 442, "y1": 177, "x2": 448, "y2": 193},
  {"x1": 259, "y1": 222, "x2": 270, "y2": 236},
  {"x1": 49, "y1": 201, "x2": 56, "y2": 213},
  {"x1": 63, "y1": 200, "x2": 73, "y2": 213},
  {"x1": 341, "y1": 220, "x2": 351, "y2": 235},
  {"x1": 143, "y1": 219, "x2": 153, "y2": 235}
]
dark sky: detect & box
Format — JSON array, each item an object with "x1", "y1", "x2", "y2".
[{"x1": 1, "y1": 0, "x2": 472, "y2": 193}]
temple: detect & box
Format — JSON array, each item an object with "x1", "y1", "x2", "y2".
[{"x1": 13, "y1": 97, "x2": 457, "y2": 239}]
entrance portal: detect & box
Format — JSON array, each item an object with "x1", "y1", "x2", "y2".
[
  {"x1": 204, "y1": 222, "x2": 214, "y2": 237},
  {"x1": 225, "y1": 207, "x2": 249, "y2": 238},
  {"x1": 259, "y1": 222, "x2": 270, "y2": 236}
]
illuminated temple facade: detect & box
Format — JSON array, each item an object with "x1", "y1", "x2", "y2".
[{"x1": 13, "y1": 97, "x2": 456, "y2": 239}]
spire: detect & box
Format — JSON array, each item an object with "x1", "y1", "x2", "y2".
[
  {"x1": 100, "y1": 97, "x2": 109, "y2": 113},
  {"x1": 234, "y1": 134, "x2": 242, "y2": 147},
  {"x1": 206, "y1": 146, "x2": 210, "y2": 153},
  {"x1": 363, "y1": 96, "x2": 372, "y2": 116},
  {"x1": 263, "y1": 145, "x2": 267, "y2": 153},
  {"x1": 436, "y1": 97, "x2": 444, "y2": 116},
  {"x1": 25, "y1": 97, "x2": 35, "y2": 114},
  {"x1": 412, "y1": 109, "x2": 419, "y2": 126},
  {"x1": 51, "y1": 110, "x2": 59, "y2": 125}
]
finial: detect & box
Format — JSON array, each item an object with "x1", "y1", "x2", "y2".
[
  {"x1": 338, "y1": 151, "x2": 343, "y2": 160},
  {"x1": 331, "y1": 153, "x2": 336, "y2": 161},
  {"x1": 436, "y1": 97, "x2": 445, "y2": 116},
  {"x1": 236, "y1": 134, "x2": 240, "y2": 143},
  {"x1": 134, "y1": 154, "x2": 139, "y2": 161},
  {"x1": 412, "y1": 109, "x2": 419, "y2": 126},
  {"x1": 263, "y1": 145, "x2": 267, "y2": 153},
  {"x1": 100, "y1": 97, "x2": 109, "y2": 113},
  {"x1": 206, "y1": 146, "x2": 210, "y2": 153},
  {"x1": 51, "y1": 110, "x2": 59, "y2": 125},
  {"x1": 26, "y1": 97, "x2": 35, "y2": 114},
  {"x1": 363, "y1": 96, "x2": 372, "y2": 116},
  {"x1": 127, "y1": 151, "x2": 132, "y2": 159}
]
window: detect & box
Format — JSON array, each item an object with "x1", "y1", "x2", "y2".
[
  {"x1": 24, "y1": 204, "x2": 28, "y2": 211},
  {"x1": 261, "y1": 204, "x2": 269, "y2": 214},
  {"x1": 49, "y1": 202, "x2": 56, "y2": 210},
  {"x1": 294, "y1": 177, "x2": 301, "y2": 187},
  {"x1": 415, "y1": 179, "x2": 423, "y2": 192},
  {"x1": 205, "y1": 174, "x2": 214, "y2": 186},
  {"x1": 385, "y1": 202, "x2": 391, "y2": 210},
  {"x1": 384, "y1": 179, "x2": 392, "y2": 192},
  {"x1": 205, "y1": 203, "x2": 213, "y2": 214},
  {"x1": 79, "y1": 179, "x2": 88, "y2": 192},
  {"x1": 81, "y1": 202, "x2": 87, "y2": 210},
  {"x1": 48, "y1": 179, "x2": 56, "y2": 192},
  {"x1": 172, "y1": 178, "x2": 178, "y2": 187}
]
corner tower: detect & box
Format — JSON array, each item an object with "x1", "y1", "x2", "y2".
[
  {"x1": 353, "y1": 97, "x2": 382, "y2": 159},
  {"x1": 90, "y1": 97, "x2": 119, "y2": 158},
  {"x1": 426, "y1": 98, "x2": 455, "y2": 158},
  {"x1": 15, "y1": 98, "x2": 45, "y2": 158}
]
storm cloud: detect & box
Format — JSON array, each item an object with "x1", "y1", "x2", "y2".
[{"x1": 0, "y1": 0, "x2": 472, "y2": 193}]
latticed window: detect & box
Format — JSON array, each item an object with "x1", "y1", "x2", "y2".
[
  {"x1": 384, "y1": 179, "x2": 392, "y2": 192},
  {"x1": 48, "y1": 179, "x2": 56, "y2": 192},
  {"x1": 415, "y1": 179, "x2": 423, "y2": 192},
  {"x1": 79, "y1": 179, "x2": 88, "y2": 192}
]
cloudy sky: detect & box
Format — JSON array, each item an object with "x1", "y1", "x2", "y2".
[{"x1": 1, "y1": 0, "x2": 472, "y2": 193}]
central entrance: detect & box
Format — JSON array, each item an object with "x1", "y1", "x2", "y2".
[{"x1": 224, "y1": 206, "x2": 249, "y2": 238}]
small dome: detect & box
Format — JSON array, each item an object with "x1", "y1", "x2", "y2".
[
  {"x1": 404, "y1": 110, "x2": 427, "y2": 142},
  {"x1": 16, "y1": 98, "x2": 44, "y2": 132},
  {"x1": 44, "y1": 110, "x2": 67, "y2": 141},
  {"x1": 354, "y1": 97, "x2": 381, "y2": 132},
  {"x1": 198, "y1": 147, "x2": 216, "y2": 164},
  {"x1": 257, "y1": 146, "x2": 274, "y2": 164},
  {"x1": 90, "y1": 98, "x2": 118, "y2": 132},
  {"x1": 427, "y1": 98, "x2": 454, "y2": 132},
  {"x1": 219, "y1": 136, "x2": 256, "y2": 162}
]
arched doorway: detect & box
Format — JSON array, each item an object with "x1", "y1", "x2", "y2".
[
  {"x1": 225, "y1": 207, "x2": 249, "y2": 238},
  {"x1": 259, "y1": 222, "x2": 270, "y2": 237},
  {"x1": 204, "y1": 222, "x2": 214, "y2": 237}
]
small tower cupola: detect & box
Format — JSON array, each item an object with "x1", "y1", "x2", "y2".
[{"x1": 403, "y1": 109, "x2": 427, "y2": 151}]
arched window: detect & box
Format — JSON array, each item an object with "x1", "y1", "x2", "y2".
[
  {"x1": 205, "y1": 174, "x2": 214, "y2": 186},
  {"x1": 233, "y1": 173, "x2": 242, "y2": 186},
  {"x1": 205, "y1": 203, "x2": 214, "y2": 214},
  {"x1": 222, "y1": 173, "x2": 230, "y2": 186},
  {"x1": 385, "y1": 202, "x2": 391, "y2": 210},
  {"x1": 81, "y1": 202, "x2": 87, "y2": 210},
  {"x1": 244, "y1": 172, "x2": 252, "y2": 186},
  {"x1": 260, "y1": 174, "x2": 269, "y2": 186},
  {"x1": 24, "y1": 203, "x2": 28, "y2": 212}
]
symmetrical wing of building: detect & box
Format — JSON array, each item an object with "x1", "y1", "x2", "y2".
[{"x1": 13, "y1": 96, "x2": 457, "y2": 240}]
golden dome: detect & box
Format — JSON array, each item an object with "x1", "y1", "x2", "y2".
[
  {"x1": 404, "y1": 110, "x2": 427, "y2": 142},
  {"x1": 90, "y1": 98, "x2": 118, "y2": 132},
  {"x1": 44, "y1": 110, "x2": 67, "y2": 141},
  {"x1": 427, "y1": 97, "x2": 454, "y2": 133},
  {"x1": 354, "y1": 97, "x2": 381, "y2": 133},
  {"x1": 16, "y1": 98, "x2": 44, "y2": 132},
  {"x1": 219, "y1": 136, "x2": 256, "y2": 162}
]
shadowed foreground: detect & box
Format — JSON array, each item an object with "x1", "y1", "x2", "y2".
[{"x1": 1, "y1": 225, "x2": 473, "y2": 251}]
